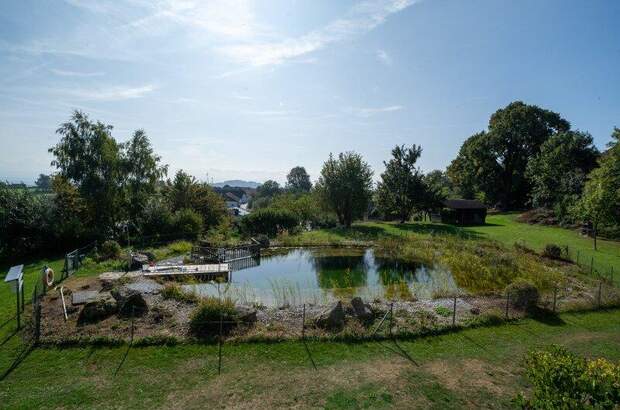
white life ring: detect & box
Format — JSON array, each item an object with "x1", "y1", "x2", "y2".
[{"x1": 44, "y1": 267, "x2": 54, "y2": 287}]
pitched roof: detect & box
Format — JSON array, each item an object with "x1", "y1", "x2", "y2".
[{"x1": 443, "y1": 199, "x2": 486, "y2": 209}]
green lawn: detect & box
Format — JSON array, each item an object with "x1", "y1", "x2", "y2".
[
  {"x1": 0, "y1": 308, "x2": 619, "y2": 409},
  {"x1": 466, "y1": 213, "x2": 620, "y2": 280}
]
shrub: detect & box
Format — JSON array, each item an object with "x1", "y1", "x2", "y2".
[
  {"x1": 189, "y1": 297, "x2": 238, "y2": 338},
  {"x1": 168, "y1": 240, "x2": 193, "y2": 254},
  {"x1": 506, "y1": 279, "x2": 539, "y2": 310},
  {"x1": 542, "y1": 243, "x2": 563, "y2": 260},
  {"x1": 171, "y1": 208, "x2": 203, "y2": 240},
  {"x1": 161, "y1": 283, "x2": 199, "y2": 303},
  {"x1": 434, "y1": 306, "x2": 452, "y2": 317},
  {"x1": 100, "y1": 240, "x2": 121, "y2": 260},
  {"x1": 240, "y1": 207, "x2": 300, "y2": 237},
  {"x1": 515, "y1": 345, "x2": 620, "y2": 408}
]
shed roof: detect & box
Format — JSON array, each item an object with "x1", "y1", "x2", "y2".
[{"x1": 443, "y1": 199, "x2": 486, "y2": 210}]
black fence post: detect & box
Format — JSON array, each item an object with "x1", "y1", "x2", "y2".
[
  {"x1": 505, "y1": 292, "x2": 510, "y2": 320},
  {"x1": 452, "y1": 296, "x2": 457, "y2": 327}
]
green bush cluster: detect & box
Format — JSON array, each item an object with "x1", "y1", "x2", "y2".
[
  {"x1": 505, "y1": 280, "x2": 539, "y2": 310},
  {"x1": 189, "y1": 297, "x2": 238, "y2": 338},
  {"x1": 99, "y1": 240, "x2": 122, "y2": 260},
  {"x1": 516, "y1": 345, "x2": 620, "y2": 409},
  {"x1": 240, "y1": 208, "x2": 300, "y2": 237}
]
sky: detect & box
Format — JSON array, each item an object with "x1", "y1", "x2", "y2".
[{"x1": 0, "y1": 0, "x2": 619, "y2": 185}]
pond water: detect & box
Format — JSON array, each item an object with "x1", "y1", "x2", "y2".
[{"x1": 185, "y1": 247, "x2": 458, "y2": 306}]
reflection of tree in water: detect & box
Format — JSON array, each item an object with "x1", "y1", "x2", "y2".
[
  {"x1": 310, "y1": 253, "x2": 369, "y2": 289},
  {"x1": 374, "y1": 257, "x2": 418, "y2": 285}
]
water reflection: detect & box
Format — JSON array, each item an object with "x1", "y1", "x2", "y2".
[{"x1": 188, "y1": 247, "x2": 458, "y2": 306}]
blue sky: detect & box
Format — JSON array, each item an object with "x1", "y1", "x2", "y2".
[{"x1": 1, "y1": 0, "x2": 619, "y2": 184}]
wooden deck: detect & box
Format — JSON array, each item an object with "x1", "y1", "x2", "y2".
[{"x1": 142, "y1": 263, "x2": 230, "y2": 280}]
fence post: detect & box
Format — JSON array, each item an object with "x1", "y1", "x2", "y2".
[
  {"x1": 505, "y1": 292, "x2": 510, "y2": 320},
  {"x1": 218, "y1": 309, "x2": 223, "y2": 375},
  {"x1": 302, "y1": 304, "x2": 306, "y2": 339},
  {"x1": 16, "y1": 284, "x2": 21, "y2": 330},
  {"x1": 452, "y1": 296, "x2": 457, "y2": 327},
  {"x1": 389, "y1": 303, "x2": 394, "y2": 337},
  {"x1": 597, "y1": 281, "x2": 602, "y2": 308},
  {"x1": 552, "y1": 286, "x2": 557, "y2": 313}
]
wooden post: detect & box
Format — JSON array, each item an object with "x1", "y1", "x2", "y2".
[
  {"x1": 218, "y1": 308, "x2": 223, "y2": 375},
  {"x1": 505, "y1": 292, "x2": 510, "y2": 320},
  {"x1": 552, "y1": 287, "x2": 557, "y2": 313},
  {"x1": 15, "y1": 284, "x2": 20, "y2": 330},
  {"x1": 389, "y1": 303, "x2": 394, "y2": 337},
  {"x1": 452, "y1": 296, "x2": 457, "y2": 327}
]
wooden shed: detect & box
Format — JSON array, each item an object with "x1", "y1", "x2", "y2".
[{"x1": 441, "y1": 199, "x2": 487, "y2": 225}]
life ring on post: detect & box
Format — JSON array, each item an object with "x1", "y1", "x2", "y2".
[{"x1": 44, "y1": 267, "x2": 54, "y2": 287}]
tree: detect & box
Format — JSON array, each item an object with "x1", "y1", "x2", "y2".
[
  {"x1": 164, "y1": 170, "x2": 227, "y2": 231},
  {"x1": 257, "y1": 180, "x2": 281, "y2": 198},
  {"x1": 375, "y1": 145, "x2": 425, "y2": 223},
  {"x1": 315, "y1": 152, "x2": 373, "y2": 227},
  {"x1": 286, "y1": 166, "x2": 312, "y2": 192},
  {"x1": 49, "y1": 111, "x2": 124, "y2": 236},
  {"x1": 574, "y1": 129, "x2": 620, "y2": 250},
  {"x1": 121, "y1": 129, "x2": 167, "y2": 223},
  {"x1": 424, "y1": 170, "x2": 453, "y2": 200},
  {"x1": 448, "y1": 101, "x2": 570, "y2": 208},
  {"x1": 526, "y1": 131, "x2": 599, "y2": 220},
  {"x1": 35, "y1": 174, "x2": 52, "y2": 191}
]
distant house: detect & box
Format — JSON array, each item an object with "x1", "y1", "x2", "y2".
[{"x1": 441, "y1": 199, "x2": 487, "y2": 225}]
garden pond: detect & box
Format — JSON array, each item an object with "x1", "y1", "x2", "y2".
[{"x1": 185, "y1": 247, "x2": 459, "y2": 306}]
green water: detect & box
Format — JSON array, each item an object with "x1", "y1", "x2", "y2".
[{"x1": 188, "y1": 247, "x2": 457, "y2": 306}]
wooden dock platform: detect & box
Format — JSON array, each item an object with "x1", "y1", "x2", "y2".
[{"x1": 142, "y1": 263, "x2": 230, "y2": 281}]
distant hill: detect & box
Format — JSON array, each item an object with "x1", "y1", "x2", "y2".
[{"x1": 211, "y1": 180, "x2": 261, "y2": 188}]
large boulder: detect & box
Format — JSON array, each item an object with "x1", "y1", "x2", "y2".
[
  {"x1": 235, "y1": 305, "x2": 257, "y2": 324},
  {"x1": 78, "y1": 292, "x2": 117, "y2": 324},
  {"x1": 111, "y1": 287, "x2": 148, "y2": 316},
  {"x1": 350, "y1": 297, "x2": 373, "y2": 322},
  {"x1": 315, "y1": 301, "x2": 345, "y2": 330},
  {"x1": 131, "y1": 253, "x2": 149, "y2": 271}
]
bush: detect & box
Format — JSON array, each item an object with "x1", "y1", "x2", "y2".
[
  {"x1": 516, "y1": 208, "x2": 558, "y2": 225},
  {"x1": 171, "y1": 208, "x2": 203, "y2": 240},
  {"x1": 189, "y1": 297, "x2": 238, "y2": 338},
  {"x1": 506, "y1": 280, "x2": 539, "y2": 310},
  {"x1": 240, "y1": 207, "x2": 300, "y2": 237},
  {"x1": 434, "y1": 306, "x2": 452, "y2": 317},
  {"x1": 542, "y1": 243, "x2": 563, "y2": 260},
  {"x1": 100, "y1": 240, "x2": 121, "y2": 260},
  {"x1": 515, "y1": 345, "x2": 620, "y2": 409}
]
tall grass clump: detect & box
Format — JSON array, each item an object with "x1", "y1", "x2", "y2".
[
  {"x1": 189, "y1": 296, "x2": 238, "y2": 338},
  {"x1": 161, "y1": 283, "x2": 200, "y2": 303}
]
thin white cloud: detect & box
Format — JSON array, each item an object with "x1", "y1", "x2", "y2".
[
  {"x1": 352, "y1": 105, "x2": 404, "y2": 117},
  {"x1": 376, "y1": 49, "x2": 393, "y2": 66},
  {"x1": 66, "y1": 84, "x2": 156, "y2": 101},
  {"x1": 50, "y1": 68, "x2": 105, "y2": 77},
  {"x1": 243, "y1": 110, "x2": 296, "y2": 116},
  {"x1": 219, "y1": 0, "x2": 417, "y2": 66}
]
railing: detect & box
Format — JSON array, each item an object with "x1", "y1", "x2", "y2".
[{"x1": 191, "y1": 244, "x2": 261, "y2": 266}]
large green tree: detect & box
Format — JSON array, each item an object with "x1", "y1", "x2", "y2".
[
  {"x1": 375, "y1": 145, "x2": 425, "y2": 223},
  {"x1": 574, "y1": 128, "x2": 620, "y2": 250},
  {"x1": 286, "y1": 166, "x2": 312, "y2": 192},
  {"x1": 448, "y1": 101, "x2": 570, "y2": 208},
  {"x1": 121, "y1": 129, "x2": 168, "y2": 223},
  {"x1": 50, "y1": 111, "x2": 124, "y2": 236},
  {"x1": 315, "y1": 152, "x2": 373, "y2": 227},
  {"x1": 526, "y1": 131, "x2": 599, "y2": 219}
]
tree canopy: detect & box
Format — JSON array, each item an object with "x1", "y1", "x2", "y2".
[
  {"x1": 285, "y1": 166, "x2": 312, "y2": 192},
  {"x1": 315, "y1": 152, "x2": 373, "y2": 227},
  {"x1": 375, "y1": 145, "x2": 425, "y2": 222},
  {"x1": 448, "y1": 101, "x2": 570, "y2": 208}
]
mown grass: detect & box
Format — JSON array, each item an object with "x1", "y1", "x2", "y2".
[{"x1": 0, "y1": 308, "x2": 618, "y2": 409}]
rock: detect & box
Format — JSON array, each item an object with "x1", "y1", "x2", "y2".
[
  {"x1": 111, "y1": 287, "x2": 148, "y2": 316},
  {"x1": 236, "y1": 305, "x2": 257, "y2": 324},
  {"x1": 131, "y1": 253, "x2": 149, "y2": 270},
  {"x1": 78, "y1": 292, "x2": 117, "y2": 323},
  {"x1": 315, "y1": 301, "x2": 345, "y2": 330},
  {"x1": 350, "y1": 297, "x2": 373, "y2": 322},
  {"x1": 470, "y1": 307, "x2": 481, "y2": 315}
]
